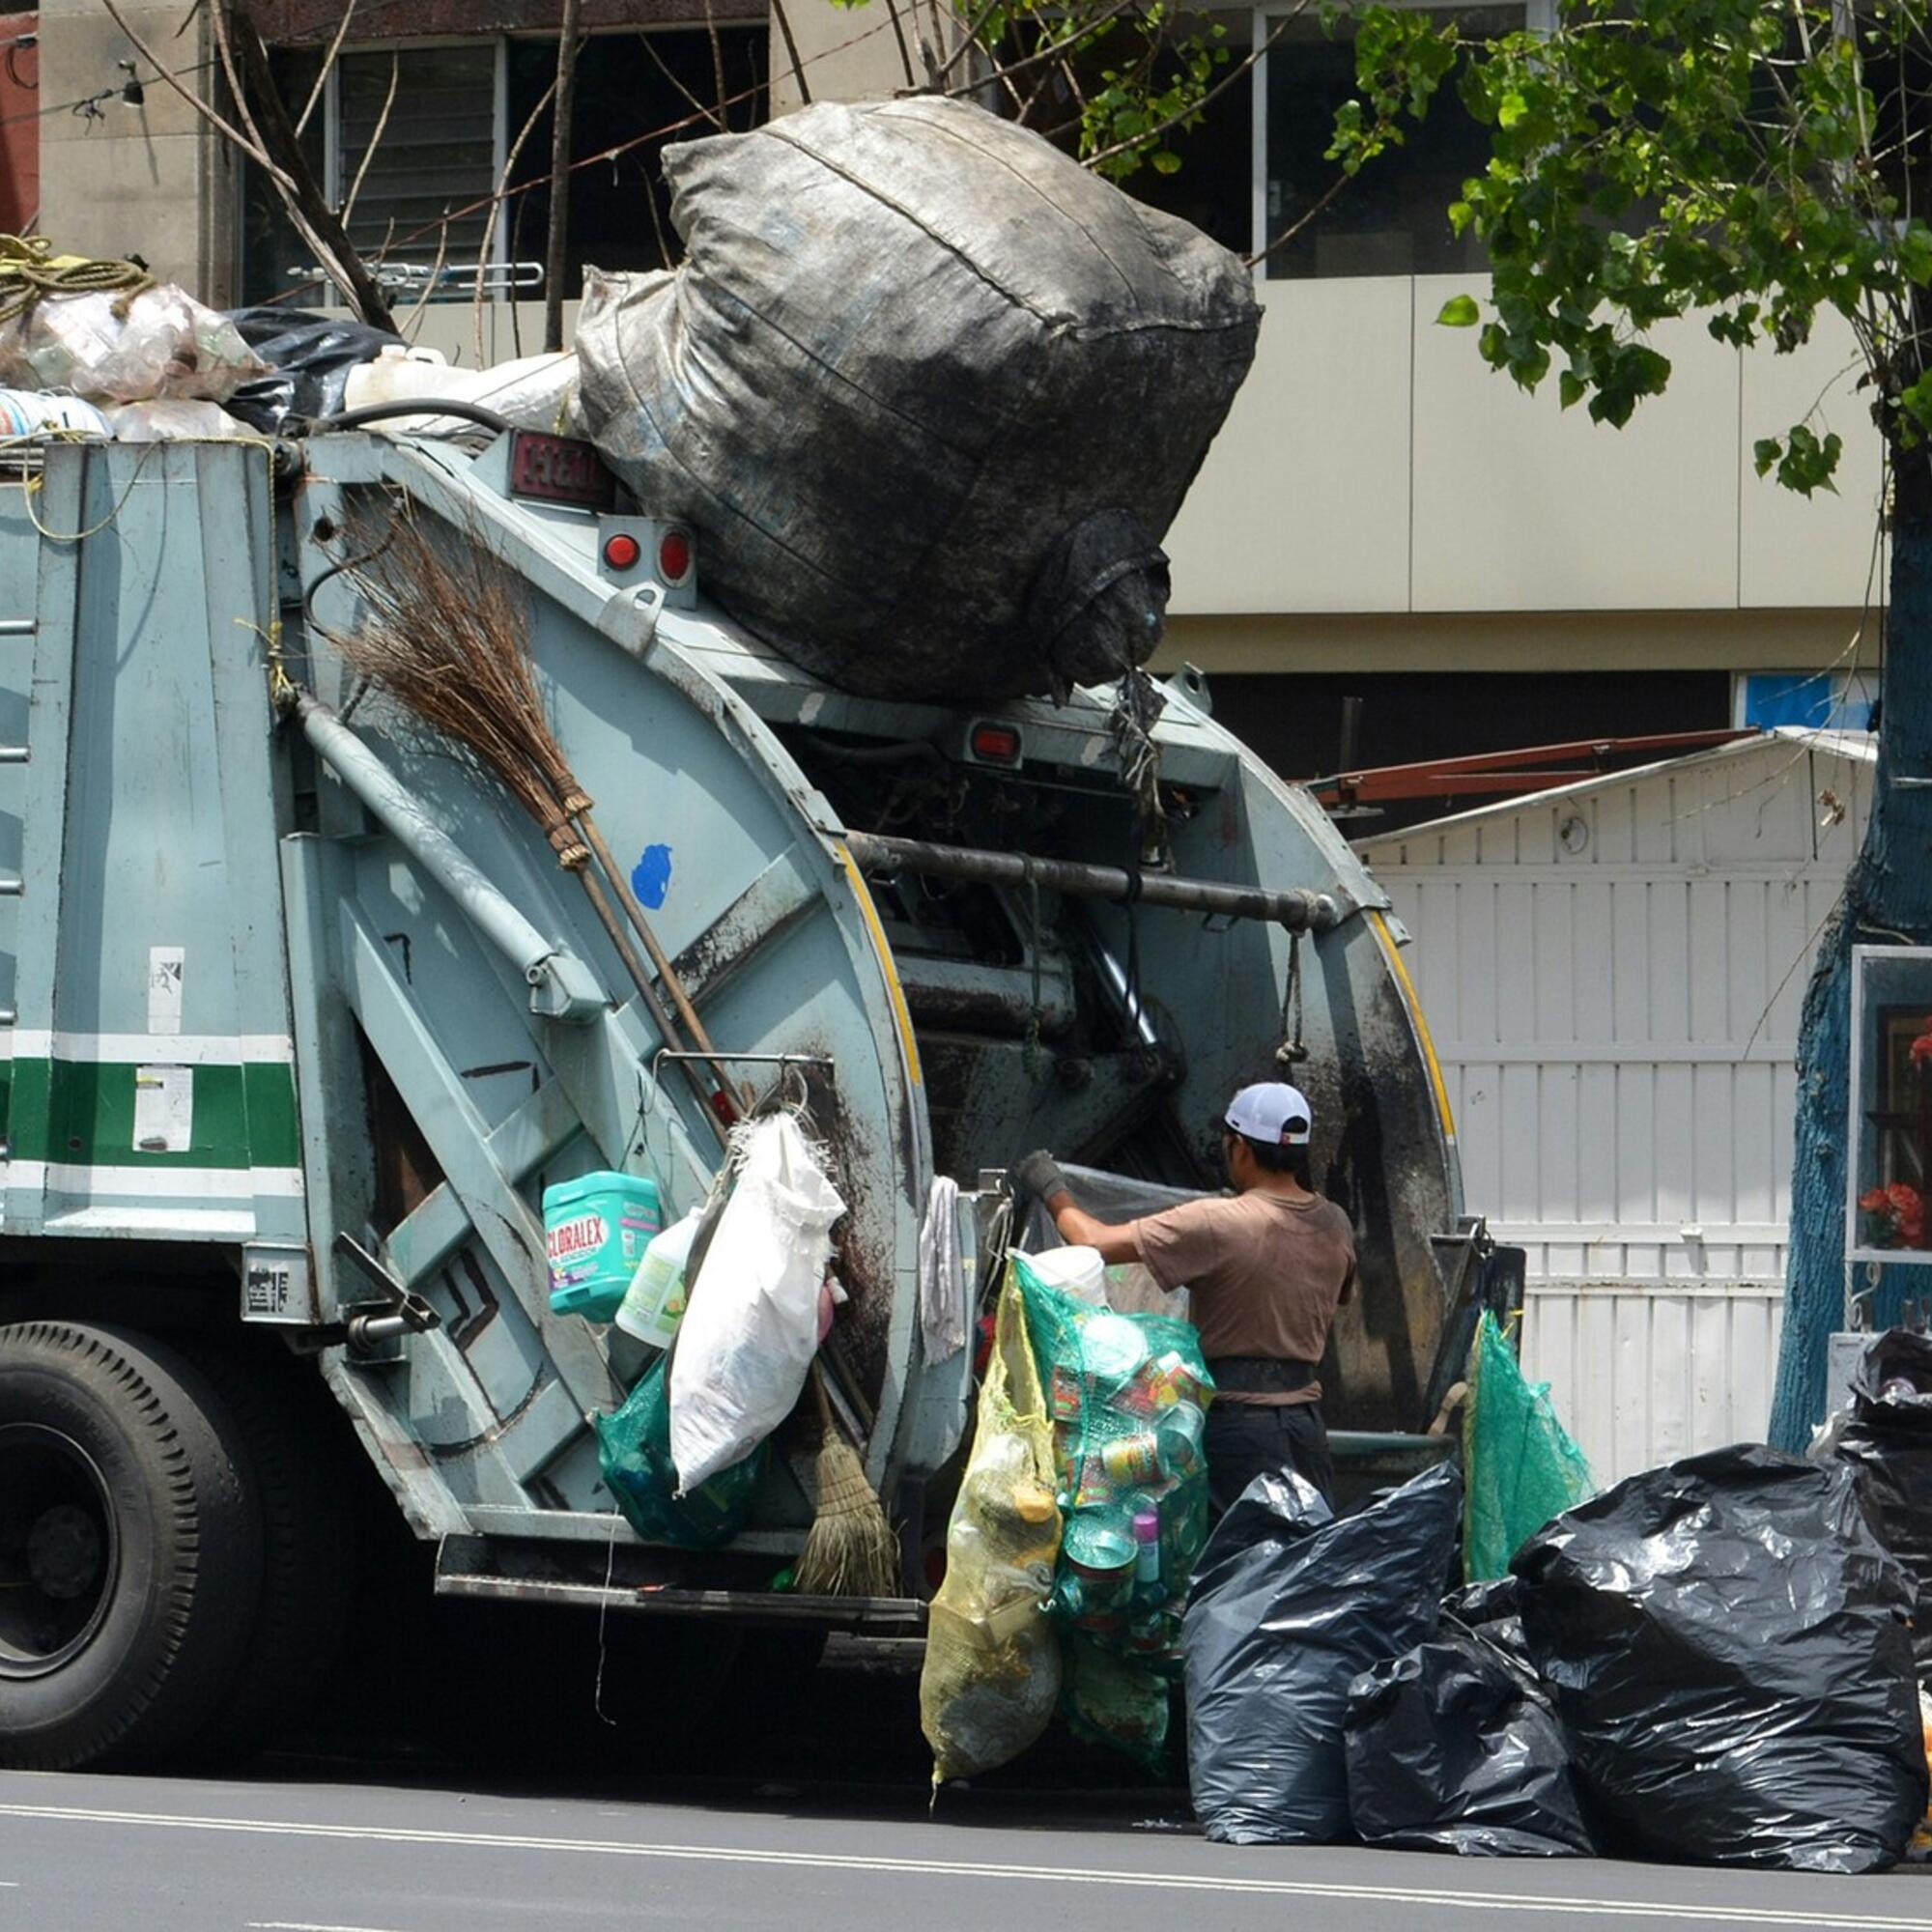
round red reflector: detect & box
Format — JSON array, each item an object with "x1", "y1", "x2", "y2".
[
  {"x1": 658, "y1": 528, "x2": 693, "y2": 583},
  {"x1": 602, "y1": 532, "x2": 641, "y2": 570}
]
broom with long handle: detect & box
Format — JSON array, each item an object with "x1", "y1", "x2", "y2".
[
  {"x1": 337, "y1": 515, "x2": 898, "y2": 1587},
  {"x1": 337, "y1": 513, "x2": 736, "y2": 1143}
]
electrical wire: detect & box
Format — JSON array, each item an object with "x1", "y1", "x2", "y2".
[{"x1": 0, "y1": 57, "x2": 214, "y2": 129}]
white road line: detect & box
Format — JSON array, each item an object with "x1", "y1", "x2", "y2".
[
  {"x1": 0, "y1": 1801, "x2": 1915, "y2": 1930},
  {"x1": 250, "y1": 1921, "x2": 407, "y2": 1932}
]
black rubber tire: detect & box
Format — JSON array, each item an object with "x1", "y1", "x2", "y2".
[
  {"x1": 173, "y1": 1341, "x2": 356, "y2": 1766},
  {"x1": 0, "y1": 1321, "x2": 263, "y2": 1771}
]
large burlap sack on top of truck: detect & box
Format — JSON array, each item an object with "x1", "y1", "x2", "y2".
[{"x1": 575, "y1": 98, "x2": 1260, "y2": 703}]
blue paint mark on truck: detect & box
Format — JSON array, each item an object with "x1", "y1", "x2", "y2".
[{"x1": 632, "y1": 843, "x2": 673, "y2": 910}]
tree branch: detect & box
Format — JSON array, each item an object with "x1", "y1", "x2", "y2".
[
  {"x1": 544, "y1": 0, "x2": 584, "y2": 354},
  {"x1": 296, "y1": 0, "x2": 355, "y2": 137},
  {"x1": 340, "y1": 50, "x2": 398, "y2": 232},
  {"x1": 474, "y1": 71, "x2": 558, "y2": 366}
]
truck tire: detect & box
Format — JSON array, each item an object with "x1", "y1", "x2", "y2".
[
  {"x1": 174, "y1": 1341, "x2": 355, "y2": 1766},
  {"x1": 0, "y1": 1321, "x2": 263, "y2": 1770}
]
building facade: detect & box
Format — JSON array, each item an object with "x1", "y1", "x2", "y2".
[{"x1": 17, "y1": 0, "x2": 1884, "y2": 778}]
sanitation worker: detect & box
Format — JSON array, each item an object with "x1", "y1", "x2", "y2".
[{"x1": 1014, "y1": 1082, "x2": 1354, "y2": 1514}]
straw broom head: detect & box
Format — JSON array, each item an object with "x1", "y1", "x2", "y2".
[
  {"x1": 796, "y1": 1366, "x2": 900, "y2": 1600},
  {"x1": 338, "y1": 507, "x2": 591, "y2": 867}
]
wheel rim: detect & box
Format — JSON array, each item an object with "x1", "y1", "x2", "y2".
[{"x1": 0, "y1": 1423, "x2": 119, "y2": 1678}]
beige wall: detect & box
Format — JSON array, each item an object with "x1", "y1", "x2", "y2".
[
  {"x1": 1151, "y1": 608, "x2": 1876, "y2": 677},
  {"x1": 768, "y1": 0, "x2": 913, "y2": 114},
  {"x1": 1165, "y1": 274, "x2": 1888, "y2": 650},
  {"x1": 37, "y1": 1, "x2": 237, "y2": 302}
]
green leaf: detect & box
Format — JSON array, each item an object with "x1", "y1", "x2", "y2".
[
  {"x1": 1558, "y1": 369, "x2": 1586, "y2": 410},
  {"x1": 1435, "y1": 294, "x2": 1481, "y2": 327},
  {"x1": 1497, "y1": 90, "x2": 1528, "y2": 128},
  {"x1": 1150, "y1": 148, "x2": 1183, "y2": 175},
  {"x1": 1753, "y1": 437, "x2": 1781, "y2": 479}
]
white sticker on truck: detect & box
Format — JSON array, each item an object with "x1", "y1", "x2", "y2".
[
  {"x1": 148, "y1": 946, "x2": 185, "y2": 1036},
  {"x1": 132, "y1": 1065, "x2": 193, "y2": 1153}
]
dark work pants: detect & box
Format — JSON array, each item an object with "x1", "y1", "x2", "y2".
[{"x1": 1205, "y1": 1399, "x2": 1334, "y2": 1520}]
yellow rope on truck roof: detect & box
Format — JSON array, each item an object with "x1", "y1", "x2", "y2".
[{"x1": 0, "y1": 236, "x2": 154, "y2": 327}]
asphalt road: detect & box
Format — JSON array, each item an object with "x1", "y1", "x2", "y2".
[
  {"x1": 1, "y1": 1637, "x2": 1926, "y2": 1932},
  {"x1": 2, "y1": 1762, "x2": 1929, "y2": 1932}
]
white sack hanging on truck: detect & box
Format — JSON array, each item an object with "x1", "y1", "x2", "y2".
[
  {"x1": 668, "y1": 1113, "x2": 847, "y2": 1494},
  {"x1": 574, "y1": 98, "x2": 1261, "y2": 703}
]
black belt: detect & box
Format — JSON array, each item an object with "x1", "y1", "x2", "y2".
[{"x1": 1208, "y1": 1355, "x2": 1319, "y2": 1394}]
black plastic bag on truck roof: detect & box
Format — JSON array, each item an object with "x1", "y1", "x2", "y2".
[
  {"x1": 1834, "y1": 1328, "x2": 1932, "y2": 1672},
  {"x1": 574, "y1": 98, "x2": 1259, "y2": 704},
  {"x1": 1183, "y1": 1460, "x2": 1463, "y2": 1845},
  {"x1": 222, "y1": 308, "x2": 403, "y2": 435},
  {"x1": 1513, "y1": 1443, "x2": 1926, "y2": 1875},
  {"x1": 1344, "y1": 1634, "x2": 1596, "y2": 1859}
]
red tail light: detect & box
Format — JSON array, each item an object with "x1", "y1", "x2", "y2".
[
  {"x1": 658, "y1": 528, "x2": 694, "y2": 583},
  {"x1": 969, "y1": 722, "x2": 1023, "y2": 765},
  {"x1": 602, "y1": 532, "x2": 641, "y2": 570}
]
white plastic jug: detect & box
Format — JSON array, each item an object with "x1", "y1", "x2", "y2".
[
  {"x1": 1025, "y1": 1244, "x2": 1110, "y2": 1305},
  {"x1": 616, "y1": 1206, "x2": 702, "y2": 1349}
]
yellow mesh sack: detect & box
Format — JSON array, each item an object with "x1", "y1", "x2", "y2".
[{"x1": 920, "y1": 1276, "x2": 1064, "y2": 1785}]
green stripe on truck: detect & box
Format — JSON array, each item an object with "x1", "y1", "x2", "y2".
[{"x1": 0, "y1": 1059, "x2": 302, "y2": 1170}]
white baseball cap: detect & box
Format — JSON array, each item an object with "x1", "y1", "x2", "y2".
[{"x1": 1225, "y1": 1082, "x2": 1313, "y2": 1147}]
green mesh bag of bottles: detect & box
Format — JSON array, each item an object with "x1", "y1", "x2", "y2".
[
  {"x1": 1463, "y1": 1310, "x2": 1595, "y2": 1581},
  {"x1": 1012, "y1": 1254, "x2": 1214, "y2": 1687}
]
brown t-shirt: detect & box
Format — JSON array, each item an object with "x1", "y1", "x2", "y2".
[{"x1": 1133, "y1": 1190, "x2": 1355, "y2": 1406}]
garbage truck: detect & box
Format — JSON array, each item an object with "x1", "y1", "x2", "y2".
[{"x1": 0, "y1": 422, "x2": 1509, "y2": 1771}]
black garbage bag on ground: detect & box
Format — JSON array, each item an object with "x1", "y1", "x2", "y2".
[
  {"x1": 1183, "y1": 1461, "x2": 1462, "y2": 1844},
  {"x1": 1344, "y1": 1634, "x2": 1595, "y2": 1858},
  {"x1": 575, "y1": 97, "x2": 1259, "y2": 704},
  {"x1": 223, "y1": 308, "x2": 403, "y2": 434},
  {"x1": 1440, "y1": 1575, "x2": 1537, "y2": 1678},
  {"x1": 1514, "y1": 1444, "x2": 1926, "y2": 1874},
  {"x1": 1835, "y1": 1328, "x2": 1932, "y2": 1671}
]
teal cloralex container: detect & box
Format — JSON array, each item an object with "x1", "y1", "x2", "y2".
[{"x1": 543, "y1": 1172, "x2": 664, "y2": 1321}]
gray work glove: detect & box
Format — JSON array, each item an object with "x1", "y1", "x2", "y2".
[{"x1": 1012, "y1": 1148, "x2": 1070, "y2": 1203}]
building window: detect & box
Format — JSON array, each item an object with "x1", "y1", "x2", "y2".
[
  {"x1": 1261, "y1": 3, "x2": 1523, "y2": 279},
  {"x1": 1850, "y1": 947, "x2": 1932, "y2": 1264},
  {"x1": 241, "y1": 29, "x2": 767, "y2": 309}
]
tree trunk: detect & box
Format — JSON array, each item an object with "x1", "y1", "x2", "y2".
[{"x1": 1769, "y1": 470, "x2": 1932, "y2": 1448}]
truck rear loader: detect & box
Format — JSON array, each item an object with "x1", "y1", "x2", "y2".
[{"x1": 0, "y1": 427, "x2": 1500, "y2": 1770}]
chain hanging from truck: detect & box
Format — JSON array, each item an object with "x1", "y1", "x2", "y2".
[{"x1": 1277, "y1": 929, "x2": 1309, "y2": 1068}]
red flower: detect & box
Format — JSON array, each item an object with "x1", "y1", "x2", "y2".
[
  {"x1": 1887, "y1": 1183, "x2": 1923, "y2": 1216},
  {"x1": 1862, "y1": 1187, "x2": 1892, "y2": 1213},
  {"x1": 1913, "y1": 1028, "x2": 1932, "y2": 1066}
]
